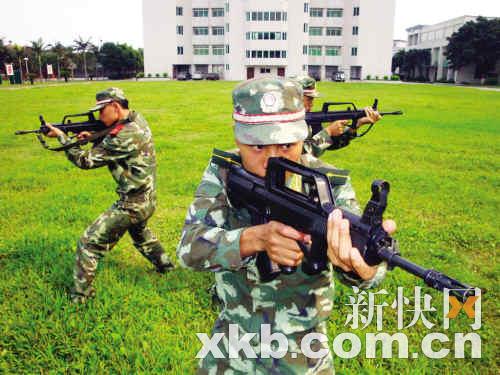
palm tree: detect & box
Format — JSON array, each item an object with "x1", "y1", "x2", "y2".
[
  {"x1": 30, "y1": 38, "x2": 45, "y2": 80},
  {"x1": 50, "y1": 42, "x2": 66, "y2": 80},
  {"x1": 73, "y1": 36, "x2": 94, "y2": 79}
]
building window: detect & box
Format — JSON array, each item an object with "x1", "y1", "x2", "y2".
[
  {"x1": 212, "y1": 45, "x2": 224, "y2": 55},
  {"x1": 310, "y1": 8, "x2": 323, "y2": 17},
  {"x1": 309, "y1": 27, "x2": 323, "y2": 36},
  {"x1": 325, "y1": 46, "x2": 341, "y2": 56},
  {"x1": 260, "y1": 68, "x2": 271, "y2": 74},
  {"x1": 353, "y1": 7, "x2": 360, "y2": 16},
  {"x1": 225, "y1": 3, "x2": 229, "y2": 13},
  {"x1": 326, "y1": 27, "x2": 342, "y2": 36},
  {"x1": 226, "y1": 23, "x2": 230, "y2": 32},
  {"x1": 193, "y1": 45, "x2": 209, "y2": 55},
  {"x1": 248, "y1": 31, "x2": 285, "y2": 40},
  {"x1": 353, "y1": 26, "x2": 359, "y2": 35},
  {"x1": 226, "y1": 45, "x2": 230, "y2": 54},
  {"x1": 327, "y1": 8, "x2": 343, "y2": 17},
  {"x1": 226, "y1": 64, "x2": 230, "y2": 70},
  {"x1": 247, "y1": 50, "x2": 287, "y2": 59},
  {"x1": 193, "y1": 27, "x2": 209, "y2": 36},
  {"x1": 193, "y1": 8, "x2": 208, "y2": 17},
  {"x1": 176, "y1": 25, "x2": 183, "y2": 35},
  {"x1": 176, "y1": 6, "x2": 183, "y2": 16},
  {"x1": 177, "y1": 46, "x2": 183, "y2": 55},
  {"x1": 212, "y1": 27, "x2": 224, "y2": 36},
  {"x1": 303, "y1": 45, "x2": 308, "y2": 55},
  {"x1": 351, "y1": 47, "x2": 358, "y2": 56},
  {"x1": 308, "y1": 46, "x2": 322, "y2": 56},
  {"x1": 303, "y1": 23, "x2": 308, "y2": 33},
  {"x1": 248, "y1": 11, "x2": 286, "y2": 22},
  {"x1": 212, "y1": 8, "x2": 224, "y2": 17},
  {"x1": 304, "y1": 3, "x2": 309, "y2": 13}
]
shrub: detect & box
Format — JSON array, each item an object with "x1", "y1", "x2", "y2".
[
  {"x1": 147, "y1": 73, "x2": 152, "y2": 78},
  {"x1": 384, "y1": 75, "x2": 389, "y2": 80},
  {"x1": 163, "y1": 72, "x2": 168, "y2": 78},
  {"x1": 484, "y1": 77, "x2": 498, "y2": 86},
  {"x1": 366, "y1": 75, "x2": 371, "y2": 80},
  {"x1": 390, "y1": 74, "x2": 400, "y2": 81},
  {"x1": 375, "y1": 75, "x2": 379, "y2": 80},
  {"x1": 136, "y1": 72, "x2": 145, "y2": 78},
  {"x1": 155, "y1": 73, "x2": 160, "y2": 78}
]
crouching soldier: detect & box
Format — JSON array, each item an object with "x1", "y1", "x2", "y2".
[{"x1": 45, "y1": 87, "x2": 174, "y2": 303}]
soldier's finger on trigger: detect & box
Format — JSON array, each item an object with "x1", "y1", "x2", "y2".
[{"x1": 338, "y1": 219, "x2": 353, "y2": 268}]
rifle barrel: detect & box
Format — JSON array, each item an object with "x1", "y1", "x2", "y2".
[{"x1": 15, "y1": 130, "x2": 41, "y2": 135}]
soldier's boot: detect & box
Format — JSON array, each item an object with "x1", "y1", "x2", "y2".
[
  {"x1": 129, "y1": 224, "x2": 175, "y2": 273},
  {"x1": 70, "y1": 240, "x2": 103, "y2": 304}
]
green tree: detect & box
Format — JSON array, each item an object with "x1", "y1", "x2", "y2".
[
  {"x1": 49, "y1": 42, "x2": 68, "y2": 79},
  {"x1": 73, "y1": 36, "x2": 95, "y2": 79},
  {"x1": 391, "y1": 49, "x2": 430, "y2": 80},
  {"x1": 30, "y1": 38, "x2": 46, "y2": 80},
  {"x1": 99, "y1": 42, "x2": 142, "y2": 79},
  {"x1": 445, "y1": 16, "x2": 500, "y2": 79}
]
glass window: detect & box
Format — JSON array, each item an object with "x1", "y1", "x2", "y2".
[
  {"x1": 304, "y1": 3, "x2": 309, "y2": 13},
  {"x1": 193, "y1": 27, "x2": 209, "y2": 35},
  {"x1": 353, "y1": 7, "x2": 360, "y2": 16},
  {"x1": 212, "y1": 27, "x2": 224, "y2": 36},
  {"x1": 353, "y1": 26, "x2": 359, "y2": 35},
  {"x1": 193, "y1": 45, "x2": 209, "y2": 55},
  {"x1": 246, "y1": 12, "x2": 250, "y2": 21},
  {"x1": 303, "y1": 23, "x2": 308, "y2": 33},
  {"x1": 325, "y1": 46, "x2": 341, "y2": 56},
  {"x1": 310, "y1": 8, "x2": 323, "y2": 17},
  {"x1": 327, "y1": 8, "x2": 343, "y2": 17},
  {"x1": 212, "y1": 45, "x2": 224, "y2": 55},
  {"x1": 226, "y1": 23, "x2": 229, "y2": 32},
  {"x1": 326, "y1": 27, "x2": 342, "y2": 36},
  {"x1": 309, "y1": 27, "x2": 323, "y2": 36},
  {"x1": 212, "y1": 8, "x2": 224, "y2": 17},
  {"x1": 351, "y1": 47, "x2": 358, "y2": 56},
  {"x1": 176, "y1": 25, "x2": 183, "y2": 35},
  {"x1": 308, "y1": 46, "x2": 322, "y2": 56},
  {"x1": 177, "y1": 46, "x2": 183, "y2": 55},
  {"x1": 176, "y1": 7, "x2": 183, "y2": 16},
  {"x1": 193, "y1": 8, "x2": 208, "y2": 17},
  {"x1": 226, "y1": 45, "x2": 230, "y2": 54},
  {"x1": 264, "y1": 12, "x2": 269, "y2": 21}
]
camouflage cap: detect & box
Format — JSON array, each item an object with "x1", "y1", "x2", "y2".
[
  {"x1": 292, "y1": 75, "x2": 320, "y2": 97},
  {"x1": 232, "y1": 77, "x2": 308, "y2": 145},
  {"x1": 90, "y1": 87, "x2": 128, "y2": 111}
]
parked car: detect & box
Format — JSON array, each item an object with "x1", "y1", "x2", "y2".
[
  {"x1": 192, "y1": 72, "x2": 204, "y2": 80},
  {"x1": 205, "y1": 72, "x2": 220, "y2": 80},
  {"x1": 332, "y1": 71, "x2": 345, "y2": 82},
  {"x1": 177, "y1": 72, "x2": 192, "y2": 80}
]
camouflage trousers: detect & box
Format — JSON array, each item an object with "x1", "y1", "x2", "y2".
[
  {"x1": 198, "y1": 319, "x2": 334, "y2": 374},
  {"x1": 72, "y1": 199, "x2": 171, "y2": 300}
]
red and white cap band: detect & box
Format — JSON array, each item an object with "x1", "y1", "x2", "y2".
[{"x1": 233, "y1": 109, "x2": 305, "y2": 124}]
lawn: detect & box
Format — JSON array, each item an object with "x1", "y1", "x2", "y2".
[{"x1": 0, "y1": 80, "x2": 498, "y2": 373}]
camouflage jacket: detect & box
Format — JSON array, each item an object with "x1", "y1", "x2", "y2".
[
  {"x1": 177, "y1": 150, "x2": 386, "y2": 335},
  {"x1": 57, "y1": 111, "x2": 157, "y2": 201}
]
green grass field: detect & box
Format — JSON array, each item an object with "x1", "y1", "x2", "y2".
[{"x1": 0, "y1": 80, "x2": 498, "y2": 373}]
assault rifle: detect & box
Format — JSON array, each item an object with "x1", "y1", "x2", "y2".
[
  {"x1": 306, "y1": 99, "x2": 403, "y2": 150},
  {"x1": 15, "y1": 112, "x2": 108, "y2": 151},
  {"x1": 225, "y1": 154, "x2": 477, "y2": 303}
]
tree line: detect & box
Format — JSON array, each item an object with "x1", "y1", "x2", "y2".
[
  {"x1": 0, "y1": 36, "x2": 143, "y2": 81},
  {"x1": 392, "y1": 17, "x2": 499, "y2": 83}
]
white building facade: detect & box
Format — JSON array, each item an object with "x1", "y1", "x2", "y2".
[
  {"x1": 405, "y1": 16, "x2": 497, "y2": 83},
  {"x1": 143, "y1": 0, "x2": 396, "y2": 80}
]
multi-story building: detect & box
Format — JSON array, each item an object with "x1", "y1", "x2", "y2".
[
  {"x1": 143, "y1": 0, "x2": 396, "y2": 80},
  {"x1": 405, "y1": 16, "x2": 499, "y2": 83}
]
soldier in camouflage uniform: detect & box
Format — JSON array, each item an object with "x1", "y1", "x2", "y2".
[
  {"x1": 45, "y1": 87, "x2": 174, "y2": 303},
  {"x1": 294, "y1": 75, "x2": 381, "y2": 157},
  {"x1": 177, "y1": 78, "x2": 396, "y2": 373}
]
